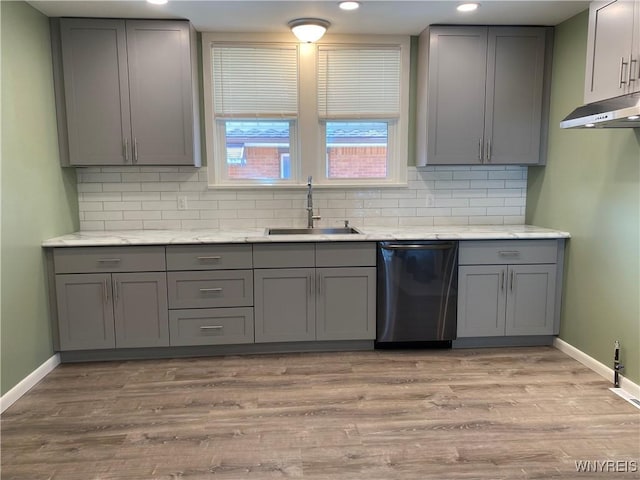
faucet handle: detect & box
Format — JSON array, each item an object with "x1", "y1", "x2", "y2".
[
  {"x1": 307, "y1": 175, "x2": 313, "y2": 185},
  {"x1": 344, "y1": 219, "x2": 350, "y2": 228}
]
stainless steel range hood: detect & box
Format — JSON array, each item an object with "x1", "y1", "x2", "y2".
[{"x1": 560, "y1": 93, "x2": 640, "y2": 129}]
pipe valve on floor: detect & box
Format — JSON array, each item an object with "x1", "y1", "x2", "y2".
[{"x1": 614, "y1": 340, "x2": 624, "y2": 388}]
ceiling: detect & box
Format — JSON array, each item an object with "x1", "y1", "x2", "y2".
[{"x1": 29, "y1": 0, "x2": 589, "y2": 35}]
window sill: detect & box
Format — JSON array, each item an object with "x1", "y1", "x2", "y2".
[{"x1": 206, "y1": 182, "x2": 409, "y2": 190}]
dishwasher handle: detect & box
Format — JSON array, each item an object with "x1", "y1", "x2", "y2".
[{"x1": 380, "y1": 243, "x2": 456, "y2": 250}]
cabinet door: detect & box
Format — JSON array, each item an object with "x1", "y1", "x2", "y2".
[
  {"x1": 126, "y1": 21, "x2": 194, "y2": 165},
  {"x1": 316, "y1": 267, "x2": 376, "y2": 341},
  {"x1": 254, "y1": 268, "x2": 315, "y2": 343},
  {"x1": 55, "y1": 273, "x2": 115, "y2": 350},
  {"x1": 457, "y1": 265, "x2": 506, "y2": 337},
  {"x1": 505, "y1": 264, "x2": 556, "y2": 336},
  {"x1": 427, "y1": 27, "x2": 488, "y2": 165},
  {"x1": 585, "y1": 0, "x2": 635, "y2": 102},
  {"x1": 632, "y1": 0, "x2": 640, "y2": 93},
  {"x1": 485, "y1": 28, "x2": 546, "y2": 165},
  {"x1": 112, "y1": 272, "x2": 169, "y2": 348},
  {"x1": 60, "y1": 19, "x2": 131, "y2": 165}
]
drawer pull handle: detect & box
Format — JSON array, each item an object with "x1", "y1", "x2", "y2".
[
  {"x1": 498, "y1": 251, "x2": 520, "y2": 257},
  {"x1": 97, "y1": 258, "x2": 121, "y2": 263},
  {"x1": 199, "y1": 287, "x2": 223, "y2": 293},
  {"x1": 200, "y1": 325, "x2": 223, "y2": 331},
  {"x1": 197, "y1": 256, "x2": 222, "y2": 261}
]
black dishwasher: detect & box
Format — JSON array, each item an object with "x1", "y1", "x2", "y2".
[{"x1": 376, "y1": 241, "x2": 458, "y2": 347}]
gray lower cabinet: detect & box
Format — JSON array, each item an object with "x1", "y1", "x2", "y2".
[
  {"x1": 55, "y1": 271, "x2": 168, "y2": 350},
  {"x1": 458, "y1": 264, "x2": 556, "y2": 337},
  {"x1": 56, "y1": 273, "x2": 115, "y2": 350},
  {"x1": 457, "y1": 240, "x2": 560, "y2": 338},
  {"x1": 169, "y1": 308, "x2": 254, "y2": 346},
  {"x1": 52, "y1": 18, "x2": 199, "y2": 166},
  {"x1": 165, "y1": 244, "x2": 255, "y2": 346},
  {"x1": 417, "y1": 26, "x2": 550, "y2": 166},
  {"x1": 112, "y1": 272, "x2": 169, "y2": 348},
  {"x1": 253, "y1": 243, "x2": 377, "y2": 344},
  {"x1": 316, "y1": 267, "x2": 376, "y2": 341},
  {"x1": 254, "y1": 268, "x2": 316, "y2": 343}
]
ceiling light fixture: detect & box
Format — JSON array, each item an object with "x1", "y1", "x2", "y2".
[
  {"x1": 147, "y1": 0, "x2": 168, "y2": 5},
  {"x1": 288, "y1": 18, "x2": 331, "y2": 43},
  {"x1": 339, "y1": 1, "x2": 360, "y2": 10},
  {"x1": 457, "y1": 3, "x2": 479, "y2": 12}
]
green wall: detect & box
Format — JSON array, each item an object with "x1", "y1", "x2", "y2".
[
  {"x1": 527, "y1": 10, "x2": 640, "y2": 385},
  {"x1": 1, "y1": 1, "x2": 78, "y2": 396}
]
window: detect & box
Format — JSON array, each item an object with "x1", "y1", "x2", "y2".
[
  {"x1": 207, "y1": 43, "x2": 298, "y2": 185},
  {"x1": 202, "y1": 33, "x2": 409, "y2": 187},
  {"x1": 318, "y1": 46, "x2": 401, "y2": 183}
]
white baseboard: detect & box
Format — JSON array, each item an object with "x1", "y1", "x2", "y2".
[
  {"x1": 0, "y1": 353, "x2": 60, "y2": 414},
  {"x1": 554, "y1": 338, "x2": 640, "y2": 400}
]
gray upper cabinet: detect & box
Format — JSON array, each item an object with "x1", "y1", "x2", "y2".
[
  {"x1": 417, "y1": 26, "x2": 550, "y2": 166},
  {"x1": 58, "y1": 19, "x2": 131, "y2": 166},
  {"x1": 53, "y1": 18, "x2": 200, "y2": 166},
  {"x1": 584, "y1": 0, "x2": 640, "y2": 103}
]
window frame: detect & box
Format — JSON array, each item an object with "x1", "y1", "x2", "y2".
[{"x1": 202, "y1": 32, "x2": 410, "y2": 188}]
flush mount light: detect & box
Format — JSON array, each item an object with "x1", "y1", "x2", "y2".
[
  {"x1": 339, "y1": 1, "x2": 360, "y2": 10},
  {"x1": 457, "y1": 3, "x2": 480, "y2": 12},
  {"x1": 288, "y1": 18, "x2": 331, "y2": 43},
  {"x1": 147, "y1": 0, "x2": 168, "y2": 4}
]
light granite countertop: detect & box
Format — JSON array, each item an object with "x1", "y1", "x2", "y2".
[{"x1": 42, "y1": 225, "x2": 570, "y2": 247}]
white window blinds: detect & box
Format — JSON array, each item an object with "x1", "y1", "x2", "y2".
[
  {"x1": 317, "y1": 46, "x2": 401, "y2": 119},
  {"x1": 212, "y1": 45, "x2": 298, "y2": 118}
]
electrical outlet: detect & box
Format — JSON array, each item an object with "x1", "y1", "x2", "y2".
[
  {"x1": 426, "y1": 195, "x2": 435, "y2": 207},
  {"x1": 177, "y1": 196, "x2": 188, "y2": 210}
]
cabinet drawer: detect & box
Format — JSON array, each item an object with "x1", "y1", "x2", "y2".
[
  {"x1": 459, "y1": 240, "x2": 558, "y2": 265},
  {"x1": 53, "y1": 246, "x2": 166, "y2": 273},
  {"x1": 316, "y1": 242, "x2": 376, "y2": 267},
  {"x1": 166, "y1": 244, "x2": 252, "y2": 271},
  {"x1": 167, "y1": 270, "x2": 253, "y2": 309},
  {"x1": 169, "y1": 307, "x2": 254, "y2": 346},
  {"x1": 253, "y1": 243, "x2": 315, "y2": 268}
]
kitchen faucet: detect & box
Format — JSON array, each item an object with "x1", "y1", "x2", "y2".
[{"x1": 306, "y1": 176, "x2": 321, "y2": 228}]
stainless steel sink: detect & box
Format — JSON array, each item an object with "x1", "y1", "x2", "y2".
[{"x1": 266, "y1": 227, "x2": 361, "y2": 235}]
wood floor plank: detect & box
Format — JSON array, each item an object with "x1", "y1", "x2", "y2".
[{"x1": 1, "y1": 347, "x2": 638, "y2": 479}]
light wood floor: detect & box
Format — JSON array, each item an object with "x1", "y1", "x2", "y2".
[{"x1": 1, "y1": 347, "x2": 639, "y2": 479}]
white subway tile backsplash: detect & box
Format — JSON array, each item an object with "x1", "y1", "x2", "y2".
[
  {"x1": 162, "y1": 210, "x2": 200, "y2": 220},
  {"x1": 84, "y1": 211, "x2": 124, "y2": 221},
  {"x1": 141, "y1": 182, "x2": 181, "y2": 192},
  {"x1": 102, "y1": 183, "x2": 141, "y2": 192},
  {"x1": 399, "y1": 216, "x2": 435, "y2": 226},
  {"x1": 143, "y1": 220, "x2": 181, "y2": 230},
  {"x1": 76, "y1": 166, "x2": 528, "y2": 231},
  {"x1": 103, "y1": 202, "x2": 142, "y2": 211},
  {"x1": 122, "y1": 192, "x2": 162, "y2": 202},
  {"x1": 104, "y1": 220, "x2": 143, "y2": 230},
  {"x1": 123, "y1": 211, "x2": 162, "y2": 221},
  {"x1": 121, "y1": 172, "x2": 160, "y2": 183}
]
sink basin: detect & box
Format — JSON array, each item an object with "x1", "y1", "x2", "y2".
[{"x1": 266, "y1": 227, "x2": 361, "y2": 235}]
